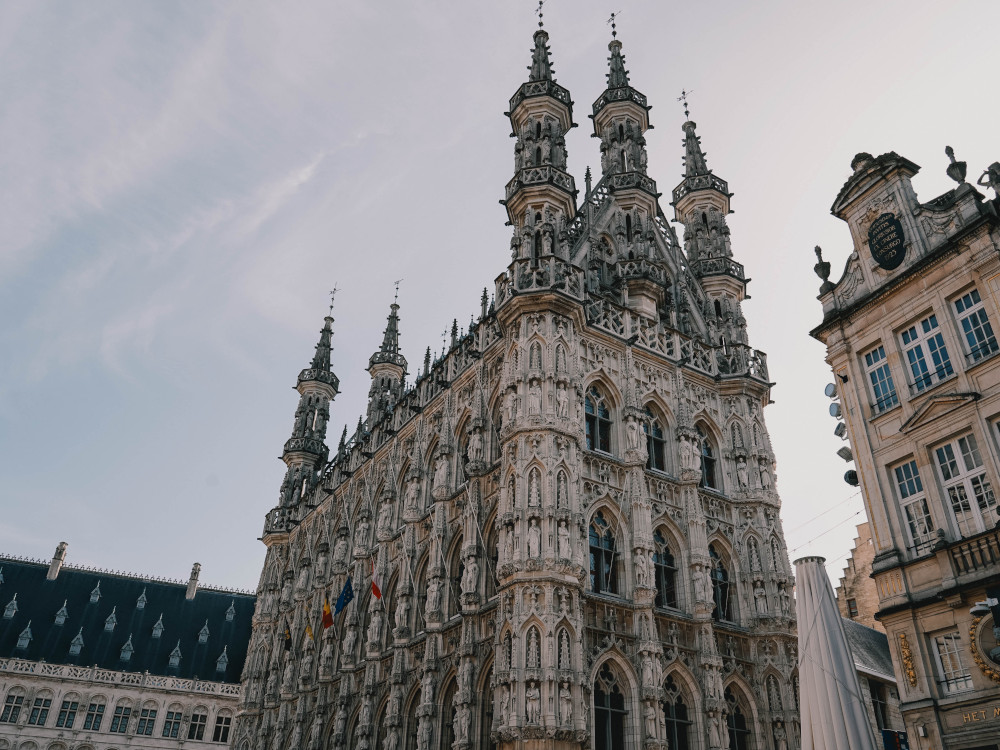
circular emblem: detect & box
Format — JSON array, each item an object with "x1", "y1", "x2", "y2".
[{"x1": 867, "y1": 212, "x2": 906, "y2": 270}]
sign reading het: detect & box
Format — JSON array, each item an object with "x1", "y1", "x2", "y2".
[{"x1": 868, "y1": 212, "x2": 906, "y2": 270}]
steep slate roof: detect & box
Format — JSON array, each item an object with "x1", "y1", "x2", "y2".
[
  {"x1": 0, "y1": 557, "x2": 255, "y2": 683},
  {"x1": 842, "y1": 616, "x2": 895, "y2": 682}
]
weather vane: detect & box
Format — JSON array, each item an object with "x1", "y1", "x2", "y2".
[
  {"x1": 607, "y1": 10, "x2": 622, "y2": 39},
  {"x1": 536, "y1": 0, "x2": 544, "y2": 28},
  {"x1": 393, "y1": 278, "x2": 403, "y2": 304},
  {"x1": 329, "y1": 284, "x2": 340, "y2": 316},
  {"x1": 677, "y1": 89, "x2": 694, "y2": 120}
]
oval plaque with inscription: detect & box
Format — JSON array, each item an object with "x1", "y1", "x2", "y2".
[{"x1": 867, "y1": 212, "x2": 906, "y2": 270}]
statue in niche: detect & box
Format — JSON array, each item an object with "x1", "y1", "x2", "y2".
[
  {"x1": 384, "y1": 728, "x2": 399, "y2": 750},
  {"x1": 525, "y1": 681, "x2": 541, "y2": 723},
  {"x1": 709, "y1": 715, "x2": 724, "y2": 747},
  {"x1": 642, "y1": 654, "x2": 655, "y2": 686},
  {"x1": 377, "y1": 501, "x2": 393, "y2": 535},
  {"x1": 557, "y1": 472, "x2": 568, "y2": 506},
  {"x1": 462, "y1": 557, "x2": 479, "y2": 594},
  {"x1": 342, "y1": 627, "x2": 357, "y2": 660},
  {"x1": 500, "y1": 685, "x2": 511, "y2": 725},
  {"x1": 748, "y1": 538, "x2": 762, "y2": 572},
  {"x1": 265, "y1": 668, "x2": 278, "y2": 698},
  {"x1": 635, "y1": 553, "x2": 650, "y2": 588},
  {"x1": 426, "y1": 578, "x2": 442, "y2": 615},
  {"x1": 505, "y1": 390, "x2": 518, "y2": 423},
  {"x1": 504, "y1": 526, "x2": 515, "y2": 561},
  {"x1": 557, "y1": 520, "x2": 571, "y2": 559},
  {"x1": 528, "y1": 470, "x2": 540, "y2": 506},
  {"x1": 281, "y1": 658, "x2": 295, "y2": 692},
  {"x1": 433, "y1": 456, "x2": 448, "y2": 491},
  {"x1": 528, "y1": 381, "x2": 542, "y2": 415},
  {"x1": 417, "y1": 720, "x2": 431, "y2": 750},
  {"x1": 395, "y1": 595, "x2": 410, "y2": 630},
  {"x1": 644, "y1": 703, "x2": 657, "y2": 739},
  {"x1": 527, "y1": 629, "x2": 540, "y2": 668},
  {"x1": 771, "y1": 537, "x2": 783, "y2": 571},
  {"x1": 334, "y1": 710, "x2": 346, "y2": 738},
  {"x1": 560, "y1": 682, "x2": 572, "y2": 724},
  {"x1": 368, "y1": 608, "x2": 383, "y2": 644},
  {"x1": 555, "y1": 383, "x2": 568, "y2": 417},
  {"x1": 737, "y1": 457, "x2": 749, "y2": 489},
  {"x1": 300, "y1": 645, "x2": 314, "y2": 680},
  {"x1": 405, "y1": 480, "x2": 419, "y2": 511},
  {"x1": 454, "y1": 703, "x2": 470, "y2": 741},
  {"x1": 460, "y1": 660, "x2": 474, "y2": 693},
  {"x1": 559, "y1": 629, "x2": 570, "y2": 669},
  {"x1": 333, "y1": 535, "x2": 349, "y2": 566},
  {"x1": 759, "y1": 458, "x2": 772, "y2": 490},
  {"x1": 421, "y1": 670, "x2": 434, "y2": 703},
  {"x1": 773, "y1": 721, "x2": 788, "y2": 750},
  {"x1": 467, "y1": 430, "x2": 484, "y2": 463},
  {"x1": 359, "y1": 701, "x2": 372, "y2": 727},
  {"x1": 626, "y1": 419, "x2": 640, "y2": 451},
  {"x1": 355, "y1": 519, "x2": 369, "y2": 551},
  {"x1": 308, "y1": 715, "x2": 323, "y2": 749},
  {"x1": 527, "y1": 518, "x2": 541, "y2": 558},
  {"x1": 320, "y1": 635, "x2": 334, "y2": 672}
]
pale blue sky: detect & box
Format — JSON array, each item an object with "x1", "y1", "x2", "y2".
[{"x1": 1, "y1": 1, "x2": 995, "y2": 590}]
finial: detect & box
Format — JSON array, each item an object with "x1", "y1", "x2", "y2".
[
  {"x1": 677, "y1": 89, "x2": 693, "y2": 120},
  {"x1": 944, "y1": 145, "x2": 967, "y2": 185},
  {"x1": 607, "y1": 10, "x2": 622, "y2": 39},
  {"x1": 814, "y1": 245, "x2": 834, "y2": 294},
  {"x1": 393, "y1": 278, "x2": 403, "y2": 304},
  {"x1": 328, "y1": 284, "x2": 339, "y2": 317},
  {"x1": 536, "y1": 0, "x2": 544, "y2": 28},
  {"x1": 585, "y1": 166, "x2": 592, "y2": 197}
]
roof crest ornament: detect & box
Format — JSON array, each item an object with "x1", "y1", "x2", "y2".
[
  {"x1": 607, "y1": 10, "x2": 622, "y2": 39},
  {"x1": 536, "y1": 0, "x2": 544, "y2": 28},
  {"x1": 677, "y1": 88, "x2": 693, "y2": 121}
]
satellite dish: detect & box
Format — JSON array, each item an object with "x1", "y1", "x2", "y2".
[
  {"x1": 844, "y1": 469, "x2": 859, "y2": 486},
  {"x1": 836, "y1": 446, "x2": 854, "y2": 462},
  {"x1": 824, "y1": 383, "x2": 837, "y2": 398},
  {"x1": 829, "y1": 403, "x2": 842, "y2": 418},
  {"x1": 834, "y1": 422, "x2": 847, "y2": 439}
]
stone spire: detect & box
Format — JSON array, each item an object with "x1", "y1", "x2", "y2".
[
  {"x1": 275, "y1": 309, "x2": 340, "y2": 512},
  {"x1": 503, "y1": 20, "x2": 576, "y2": 238},
  {"x1": 682, "y1": 120, "x2": 710, "y2": 177},
  {"x1": 367, "y1": 299, "x2": 407, "y2": 423},
  {"x1": 606, "y1": 38, "x2": 630, "y2": 89}
]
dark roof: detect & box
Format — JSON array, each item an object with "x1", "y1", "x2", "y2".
[
  {"x1": 842, "y1": 617, "x2": 895, "y2": 682},
  {"x1": 0, "y1": 557, "x2": 255, "y2": 683}
]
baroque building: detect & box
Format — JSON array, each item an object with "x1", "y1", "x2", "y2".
[
  {"x1": 0, "y1": 543, "x2": 253, "y2": 750},
  {"x1": 235, "y1": 22, "x2": 799, "y2": 750},
  {"x1": 811, "y1": 149, "x2": 1000, "y2": 748}
]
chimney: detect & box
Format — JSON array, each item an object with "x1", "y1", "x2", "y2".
[
  {"x1": 46, "y1": 542, "x2": 68, "y2": 581},
  {"x1": 186, "y1": 563, "x2": 201, "y2": 600}
]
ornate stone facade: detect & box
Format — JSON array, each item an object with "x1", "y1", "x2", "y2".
[
  {"x1": 235, "y1": 23, "x2": 798, "y2": 750},
  {"x1": 811, "y1": 148, "x2": 1000, "y2": 748}
]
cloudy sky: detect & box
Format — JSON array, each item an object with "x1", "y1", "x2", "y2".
[{"x1": 1, "y1": 0, "x2": 995, "y2": 591}]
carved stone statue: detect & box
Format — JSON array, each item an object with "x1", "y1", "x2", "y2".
[
  {"x1": 709, "y1": 714, "x2": 724, "y2": 747},
  {"x1": 460, "y1": 659, "x2": 474, "y2": 693},
  {"x1": 417, "y1": 719, "x2": 432, "y2": 750},
  {"x1": 405, "y1": 480, "x2": 419, "y2": 511},
  {"x1": 558, "y1": 520, "x2": 571, "y2": 559},
  {"x1": 527, "y1": 518, "x2": 541, "y2": 558},
  {"x1": 500, "y1": 685, "x2": 511, "y2": 725},
  {"x1": 300, "y1": 645, "x2": 314, "y2": 681},
  {"x1": 354, "y1": 519, "x2": 369, "y2": 551},
  {"x1": 467, "y1": 430, "x2": 484, "y2": 463},
  {"x1": 560, "y1": 681, "x2": 572, "y2": 724},
  {"x1": 759, "y1": 459, "x2": 772, "y2": 490},
  {"x1": 462, "y1": 557, "x2": 479, "y2": 595},
  {"x1": 505, "y1": 390, "x2": 518, "y2": 423},
  {"x1": 504, "y1": 526, "x2": 515, "y2": 561},
  {"x1": 421, "y1": 670, "x2": 434, "y2": 703},
  {"x1": 642, "y1": 654, "x2": 655, "y2": 686},
  {"x1": 754, "y1": 584, "x2": 767, "y2": 615},
  {"x1": 395, "y1": 595, "x2": 410, "y2": 630},
  {"x1": 320, "y1": 635, "x2": 334, "y2": 673},
  {"x1": 454, "y1": 702, "x2": 470, "y2": 741},
  {"x1": 368, "y1": 609, "x2": 384, "y2": 644},
  {"x1": 384, "y1": 728, "x2": 399, "y2": 750},
  {"x1": 426, "y1": 578, "x2": 442, "y2": 614},
  {"x1": 308, "y1": 715, "x2": 323, "y2": 750},
  {"x1": 433, "y1": 456, "x2": 448, "y2": 491},
  {"x1": 377, "y1": 502, "x2": 392, "y2": 534},
  {"x1": 773, "y1": 721, "x2": 788, "y2": 750},
  {"x1": 342, "y1": 627, "x2": 357, "y2": 660},
  {"x1": 556, "y1": 383, "x2": 569, "y2": 417},
  {"x1": 626, "y1": 419, "x2": 640, "y2": 451},
  {"x1": 527, "y1": 628, "x2": 540, "y2": 668},
  {"x1": 737, "y1": 457, "x2": 749, "y2": 489},
  {"x1": 333, "y1": 536, "x2": 349, "y2": 566},
  {"x1": 525, "y1": 681, "x2": 541, "y2": 723},
  {"x1": 644, "y1": 703, "x2": 657, "y2": 739},
  {"x1": 528, "y1": 381, "x2": 542, "y2": 415},
  {"x1": 281, "y1": 658, "x2": 295, "y2": 692},
  {"x1": 978, "y1": 162, "x2": 1000, "y2": 196},
  {"x1": 359, "y1": 700, "x2": 372, "y2": 727},
  {"x1": 528, "y1": 471, "x2": 540, "y2": 506}
]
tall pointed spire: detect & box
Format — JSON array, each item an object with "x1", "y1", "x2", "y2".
[
  {"x1": 606, "y1": 39, "x2": 630, "y2": 89},
  {"x1": 528, "y1": 28, "x2": 554, "y2": 82},
  {"x1": 368, "y1": 297, "x2": 407, "y2": 423},
  {"x1": 682, "y1": 120, "x2": 711, "y2": 178},
  {"x1": 369, "y1": 303, "x2": 406, "y2": 370},
  {"x1": 309, "y1": 315, "x2": 334, "y2": 372}
]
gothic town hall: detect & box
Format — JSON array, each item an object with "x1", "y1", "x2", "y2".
[{"x1": 233, "y1": 21, "x2": 799, "y2": 750}]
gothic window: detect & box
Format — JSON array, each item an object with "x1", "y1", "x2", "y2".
[
  {"x1": 486, "y1": 525, "x2": 499, "y2": 600},
  {"x1": 644, "y1": 407, "x2": 666, "y2": 472},
  {"x1": 404, "y1": 690, "x2": 420, "y2": 750},
  {"x1": 529, "y1": 342, "x2": 542, "y2": 370},
  {"x1": 589, "y1": 512, "x2": 618, "y2": 595},
  {"x1": 586, "y1": 386, "x2": 612, "y2": 453},
  {"x1": 503, "y1": 632, "x2": 513, "y2": 671},
  {"x1": 449, "y1": 540, "x2": 464, "y2": 619},
  {"x1": 714, "y1": 299, "x2": 723, "y2": 318},
  {"x1": 480, "y1": 666, "x2": 496, "y2": 750},
  {"x1": 535, "y1": 121, "x2": 542, "y2": 139},
  {"x1": 625, "y1": 214, "x2": 633, "y2": 240},
  {"x1": 697, "y1": 425, "x2": 718, "y2": 490},
  {"x1": 725, "y1": 687, "x2": 751, "y2": 750},
  {"x1": 440, "y1": 678, "x2": 457, "y2": 749},
  {"x1": 709, "y1": 544, "x2": 734, "y2": 623},
  {"x1": 653, "y1": 530, "x2": 677, "y2": 609},
  {"x1": 661, "y1": 675, "x2": 691, "y2": 750},
  {"x1": 594, "y1": 664, "x2": 627, "y2": 750}
]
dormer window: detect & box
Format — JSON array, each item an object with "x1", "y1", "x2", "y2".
[
  {"x1": 136, "y1": 589, "x2": 147, "y2": 610},
  {"x1": 90, "y1": 582, "x2": 101, "y2": 603},
  {"x1": 152, "y1": 614, "x2": 164, "y2": 639},
  {"x1": 120, "y1": 635, "x2": 134, "y2": 662},
  {"x1": 168, "y1": 641, "x2": 182, "y2": 668},
  {"x1": 198, "y1": 620, "x2": 210, "y2": 644},
  {"x1": 69, "y1": 629, "x2": 84, "y2": 656},
  {"x1": 4, "y1": 595, "x2": 17, "y2": 619},
  {"x1": 54, "y1": 600, "x2": 68, "y2": 626},
  {"x1": 16, "y1": 622, "x2": 32, "y2": 649},
  {"x1": 216, "y1": 646, "x2": 229, "y2": 673},
  {"x1": 104, "y1": 607, "x2": 117, "y2": 632},
  {"x1": 226, "y1": 601, "x2": 236, "y2": 622}
]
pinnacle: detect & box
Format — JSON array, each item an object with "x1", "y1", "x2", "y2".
[
  {"x1": 682, "y1": 120, "x2": 711, "y2": 178},
  {"x1": 606, "y1": 39, "x2": 630, "y2": 89},
  {"x1": 528, "y1": 28, "x2": 554, "y2": 82}
]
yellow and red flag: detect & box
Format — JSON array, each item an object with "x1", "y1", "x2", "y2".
[
  {"x1": 371, "y1": 558, "x2": 382, "y2": 600},
  {"x1": 322, "y1": 596, "x2": 334, "y2": 629}
]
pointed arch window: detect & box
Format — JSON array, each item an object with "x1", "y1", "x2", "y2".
[
  {"x1": 586, "y1": 387, "x2": 612, "y2": 453},
  {"x1": 594, "y1": 664, "x2": 627, "y2": 750},
  {"x1": 710, "y1": 544, "x2": 733, "y2": 622},
  {"x1": 662, "y1": 675, "x2": 691, "y2": 750},
  {"x1": 449, "y1": 540, "x2": 465, "y2": 619},
  {"x1": 653, "y1": 530, "x2": 677, "y2": 609},
  {"x1": 645, "y1": 407, "x2": 666, "y2": 472},
  {"x1": 697, "y1": 425, "x2": 718, "y2": 490},
  {"x1": 440, "y1": 678, "x2": 458, "y2": 749},
  {"x1": 480, "y1": 667, "x2": 496, "y2": 750},
  {"x1": 725, "y1": 687, "x2": 751, "y2": 750},
  {"x1": 589, "y1": 512, "x2": 618, "y2": 595}
]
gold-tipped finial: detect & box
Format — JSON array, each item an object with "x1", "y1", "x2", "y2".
[
  {"x1": 607, "y1": 10, "x2": 623, "y2": 39},
  {"x1": 536, "y1": 0, "x2": 544, "y2": 28},
  {"x1": 677, "y1": 89, "x2": 694, "y2": 120}
]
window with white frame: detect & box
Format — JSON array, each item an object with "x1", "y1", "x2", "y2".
[
  {"x1": 953, "y1": 289, "x2": 998, "y2": 363},
  {"x1": 82, "y1": 701, "x2": 105, "y2": 731},
  {"x1": 900, "y1": 314, "x2": 953, "y2": 393},
  {"x1": 864, "y1": 344, "x2": 898, "y2": 414},
  {"x1": 932, "y1": 630, "x2": 973, "y2": 693},
  {"x1": 162, "y1": 710, "x2": 183, "y2": 738},
  {"x1": 934, "y1": 433, "x2": 999, "y2": 537},
  {"x1": 27, "y1": 696, "x2": 51, "y2": 726},
  {"x1": 892, "y1": 460, "x2": 935, "y2": 553},
  {"x1": 0, "y1": 692, "x2": 24, "y2": 723},
  {"x1": 188, "y1": 712, "x2": 208, "y2": 740},
  {"x1": 136, "y1": 707, "x2": 157, "y2": 735},
  {"x1": 213, "y1": 714, "x2": 233, "y2": 742},
  {"x1": 110, "y1": 704, "x2": 131, "y2": 733},
  {"x1": 56, "y1": 699, "x2": 78, "y2": 729}
]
